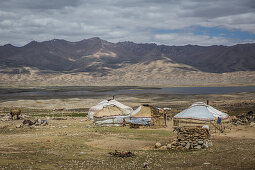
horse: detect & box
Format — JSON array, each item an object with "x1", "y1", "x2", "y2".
[{"x1": 10, "y1": 109, "x2": 21, "y2": 120}]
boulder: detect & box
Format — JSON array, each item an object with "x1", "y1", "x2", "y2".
[
  {"x1": 194, "y1": 145, "x2": 202, "y2": 149},
  {"x1": 16, "y1": 124, "x2": 23, "y2": 128},
  {"x1": 250, "y1": 122, "x2": 255, "y2": 127},
  {"x1": 185, "y1": 142, "x2": 191, "y2": 149},
  {"x1": 203, "y1": 141, "x2": 209, "y2": 148},
  {"x1": 198, "y1": 140, "x2": 203, "y2": 145},
  {"x1": 166, "y1": 144, "x2": 172, "y2": 150},
  {"x1": 159, "y1": 146, "x2": 167, "y2": 150},
  {"x1": 155, "y1": 142, "x2": 162, "y2": 149}
]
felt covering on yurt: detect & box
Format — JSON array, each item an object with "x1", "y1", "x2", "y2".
[
  {"x1": 88, "y1": 99, "x2": 133, "y2": 119},
  {"x1": 130, "y1": 105, "x2": 153, "y2": 118},
  {"x1": 174, "y1": 102, "x2": 229, "y2": 121},
  {"x1": 93, "y1": 105, "x2": 123, "y2": 118}
]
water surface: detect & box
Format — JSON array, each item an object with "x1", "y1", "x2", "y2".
[{"x1": 0, "y1": 86, "x2": 255, "y2": 99}]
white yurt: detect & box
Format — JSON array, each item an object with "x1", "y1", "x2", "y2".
[
  {"x1": 93, "y1": 105, "x2": 132, "y2": 126},
  {"x1": 173, "y1": 102, "x2": 229, "y2": 127},
  {"x1": 88, "y1": 99, "x2": 133, "y2": 126},
  {"x1": 88, "y1": 99, "x2": 133, "y2": 119}
]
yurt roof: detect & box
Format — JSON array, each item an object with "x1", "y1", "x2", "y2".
[
  {"x1": 174, "y1": 102, "x2": 229, "y2": 121},
  {"x1": 88, "y1": 99, "x2": 133, "y2": 119},
  {"x1": 90, "y1": 99, "x2": 131, "y2": 111},
  {"x1": 93, "y1": 105, "x2": 124, "y2": 118}
]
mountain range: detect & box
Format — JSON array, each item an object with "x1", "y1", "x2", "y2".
[
  {"x1": 0, "y1": 37, "x2": 255, "y2": 87},
  {"x1": 1, "y1": 37, "x2": 255, "y2": 75}
]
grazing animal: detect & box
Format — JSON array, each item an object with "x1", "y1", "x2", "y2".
[{"x1": 10, "y1": 109, "x2": 21, "y2": 120}]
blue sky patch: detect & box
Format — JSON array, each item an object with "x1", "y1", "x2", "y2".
[
  {"x1": 194, "y1": 26, "x2": 255, "y2": 40},
  {"x1": 155, "y1": 26, "x2": 255, "y2": 40}
]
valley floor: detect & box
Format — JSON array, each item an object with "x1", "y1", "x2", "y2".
[
  {"x1": 0, "y1": 118, "x2": 254, "y2": 169},
  {"x1": 0, "y1": 91, "x2": 255, "y2": 169}
]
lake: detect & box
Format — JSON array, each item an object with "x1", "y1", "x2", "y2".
[{"x1": 0, "y1": 86, "x2": 255, "y2": 99}]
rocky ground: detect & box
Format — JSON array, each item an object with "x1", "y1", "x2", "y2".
[
  {"x1": 0, "y1": 91, "x2": 255, "y2": 169},
  {"x1": 0, "y1": 117, "x2": 254, "y2": 169}
]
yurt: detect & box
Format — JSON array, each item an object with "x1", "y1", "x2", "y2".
[
  {"x1": 88, "y1": 99, "x2": 133, "y2": 119},
  {"x1": 93, "y1": 105, "x2": 131, "y2": 126},
  {"x1": 130, "y1": 104, "x2": 166, "y2": 128},
  {"x1": 173, "y1": 102, "x2": 230, "y2": 128}
]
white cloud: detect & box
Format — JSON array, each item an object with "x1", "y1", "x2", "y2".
[
  {"x1": 204, "y1": 12, "x2": 255, "y2": 33},
  {"x1": 0, "y1": 0, "x2": 255, "y2": 46}
]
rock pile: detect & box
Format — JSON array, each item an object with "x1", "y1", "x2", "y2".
[
  {"x1": 1, "y1": 114, "x2": 29, "y2": 121},
  {"x1": 169, "y1": 127, "x2": 212, "y2": 150},
  {"x1": 0, "y1": 115, "x2": 11, "y2": 121},
  {"x1": 108, "y1": 150, "x2": 135, "y2": 158},
  {"x1": 232, "y1": 111, "x2": 254, "y2": 125},
  {"x1": 16, "y1": 119, "x2": 48, "y2": 128}
]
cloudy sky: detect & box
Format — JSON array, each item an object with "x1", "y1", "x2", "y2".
[{"x1": 0, "y1": 0, "x2": 255, "y2": 46}]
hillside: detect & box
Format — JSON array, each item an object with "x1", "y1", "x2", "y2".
[{"x1": 0, "y1": 38, "x2": 255, "y2": 87}]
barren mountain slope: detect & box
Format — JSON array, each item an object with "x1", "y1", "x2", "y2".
[{"x1": 0, "y1": 38, "x2": 255, "y2": 86}]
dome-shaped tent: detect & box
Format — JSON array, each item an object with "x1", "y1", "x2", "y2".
[
  {"x1": 173, "y1": 102, "x2": 229, "y2": 127},
  {"x1": 93, "y1": 105, "x2": 131, "y2": 126},
  {"x1": 130, "y1": 104, "x2": 165, "y2": 127},
  {"x1": 88, "y1": 99, "x2": 133, "y2": 119}
]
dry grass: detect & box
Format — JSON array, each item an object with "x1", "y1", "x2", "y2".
[
  {"x1": 0, "y1": 90, "x2": 255, "y2": 169},
  {"x1": 0, "y1": 117, "x2": 254, "y2": 169}
]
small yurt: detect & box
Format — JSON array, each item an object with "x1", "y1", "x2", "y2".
[
  {"x1": 93, "y1": 105, "x2": 131, "y2": 126},
  {"x1": 173, "y1": 102, "x2": 230, "y2": 128},
  {"x1": 88, "y1": 99, "x2": 133, "y2": 119},
  {"x1": 130, "y1": 104, "x2": 165, "y2": 128}
]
